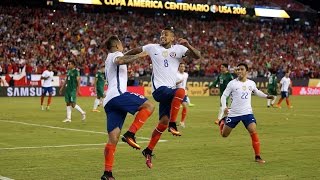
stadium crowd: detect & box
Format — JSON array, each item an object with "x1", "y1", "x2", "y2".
[{"x1": 0, "y1": 6, "x2": 319, "y2": 80}]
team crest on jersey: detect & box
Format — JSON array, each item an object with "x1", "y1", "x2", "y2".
[
  {"x1": 248, "y1": 86, "x2": 253, "y2": 91},
  {"x1": 169, "y1": 52, "x2": 176, "y2": 58},
  {"x1": 242, "y1": 86, "x2": 246, "y2": 90},
  {"x1": 162, "y1": 51, "x2": 168, "y2": 57}
]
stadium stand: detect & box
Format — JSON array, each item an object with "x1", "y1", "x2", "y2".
[{"x1": 0, "y1": 5, "x2": 319, "y2": 80}]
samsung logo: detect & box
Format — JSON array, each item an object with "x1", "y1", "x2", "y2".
[{"x1": 6, "y1": 87, "x2": 57, "y2": 97}]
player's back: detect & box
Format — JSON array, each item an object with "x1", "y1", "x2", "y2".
[
  {"x1": 143, "y1": 44, "x2": 188, "y2": 91},
  {"x1": 104, "y1": 51, "x2": 127, "y2": 105}
]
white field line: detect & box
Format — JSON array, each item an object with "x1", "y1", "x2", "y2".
[
  {"x1": 0, "y1": 120, "x2": 152, "y2": 140},
  {"x1": 0, "y1": 175, "x2": 14, "y2": 180},
  {"x1": 0, "y1": 140, "x2": 167, "y2": 151}
]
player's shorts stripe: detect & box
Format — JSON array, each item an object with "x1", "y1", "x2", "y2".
[{"x1": 116, "y1": 66, "x2": 122, "y2": 95}]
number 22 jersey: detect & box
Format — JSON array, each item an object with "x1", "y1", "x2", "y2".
[{"x1": 222, "y1": 79, "x2": 261, "y2": 117}]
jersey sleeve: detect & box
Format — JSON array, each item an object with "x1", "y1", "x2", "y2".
[
  {"x1": 142, "y1": 44, "x2": 154, "y2": 55},
  {"x1": 253, "y1": 82, "x2": 267, "y2": 98},
  {"x1": 112, "y1": 52, "x2": 124, "y2": 64},
  {"x1": 178, "y1": 45, "x2": 188, "y2": 58},
  {"x1": 210, "y1": 75, "x2": 219, "y2": 88},
  {"x1": 229, "y1": 73, "x2": 234, "y2": 80},
  {"x1": 41, "y1": 71, "x2": 48, "y2": 78},
  {"x1": 221, "y1": 81, "x2": 232, "y2": 109},
  {"x1": 280, "y1": 77, "x2": 284, "y2": 84}
]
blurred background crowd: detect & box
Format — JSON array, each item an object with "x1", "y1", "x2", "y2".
[{"x1": 0, "y1": 2, "x2": 319, "y2": 80}]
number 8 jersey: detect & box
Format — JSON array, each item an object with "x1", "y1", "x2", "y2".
[
  {"x1": 221, "y1": 78, "x2": 264, "y2": 117},
  {"x1": 143, "y1": 44, "x2": 188, "y2": 92}
]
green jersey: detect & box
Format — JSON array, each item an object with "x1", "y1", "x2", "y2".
[
  {"x1": 66, "y1": 68, "x2": 80, "y2": 92},
  {"x1": 95, "y1": 71, "x2": 105, "y2": 90},
  {"x1": 209, "y1": 72, "x2": 234, "y2": 95},
  {"x1": 267, "y1": 75, "x2": 278, "y2": 95}
]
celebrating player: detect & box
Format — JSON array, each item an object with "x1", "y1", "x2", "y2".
[
  {"x1": 100, "y1": 36, "x2": 154, "y2": 180},
  {"x1": 125, "y1": 27, "x2": 201, "y2": 168},
  {"x1": 219, "y1": 63, "x2": 274, "y2": 163}
]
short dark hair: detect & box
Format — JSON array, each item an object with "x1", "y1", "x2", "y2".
[
  {"x1": 221, "y1": 63, "x2": 228, "y2": 68},
  {"x1": 237, "y1": 63, "x2": 248, "y2": 71},
  {"x1": 163, "y1": 27, "x2": 175, "y2": 35},
  {"x1": 106, "y1": 35, "x2": 120, "y2": 50}
]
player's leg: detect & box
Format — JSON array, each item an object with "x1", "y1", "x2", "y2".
[
  {"x1": 180, "y1": 100, "x2": 188, "y2": 128},
  {"x1": 220, "y1": 116, "x2": 238, "y2": 137},
  {"x1": 152, "y1": 86, "x2": 182, "y2": 136},
  {"x1": 101, "y1": 128, "x2": 119, "y2": 180},
  {"x1": 121, "y1": 93, "x2": 154, "y2": 149},
  {"x1": 142, "y1": 115, "x2": 169, "y2": 169},
  {"x1": 169, "y1": 88, "x2": 185, "y2": 134},
  {"x1": 63, "y1": 93, "x2": 72, "y2": 122},
  {"x1": 41, "y1": 87, "x2": 47, "y2": 110},
  {"x1": 271, "y1": 95, "x2": 277, "y2": 107},
  {"x1": 285, "y1": 92, "x2": 292, "y2": 108},
  {"x1": 243, "y1": 115, "x2": 265, "y2": 163},
  {"x1": 92, "y1": 97, "x2": 101, "y2": 112},
  {"x1": 46, "y1": 87, "x2": 53, "y2": 110},
  {"x1": 276, "y1": 92, "x2": 285, "y2": 108},
  {"x1": 186, "y1": 95, "x2": 195, "y2": 107},
  {"x1": 93, "y1": 88, "x2": 104, "y2": 112},
  {"x1": 71, "y1": 92, "x2": 86, "y2": 121},
  {"x1": 267, "y1": 90, "x2": 271, "y2": 107},
  {"x1": 101, "y1": 109, "x2": 126, "y2": 180}
]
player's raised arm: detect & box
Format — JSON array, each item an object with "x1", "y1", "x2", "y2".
[
  {"x1": 177, "y1": 38, "x2": 201, "y2": 59},
  {"x1": 114, "y1": 51, "x2": 148, "y2": 65},
  {"x1": 124, "y1": 47, "x2": 143, "y2": 55},
  {"x1": 253, "y1": 85, "x2": 274, "y2": 99}
]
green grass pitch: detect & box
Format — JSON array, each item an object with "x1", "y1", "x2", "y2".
[{"x1": 0, "y1": 96, "x2": 320, "y2": 179}]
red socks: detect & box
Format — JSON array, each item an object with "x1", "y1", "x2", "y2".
[
  {"x1": 285, "y1": 98, "x2": 290, "y2": 106},
  {"x1": 250, "y1": 132, "x2": 260, "y2": 156},
  {"x1": 129, "y1": 108, "x2": 152, "y2": 134},
  {"x1": 104, "y1": 143, "x2": 116, "y2": 171},
  {"x1": 170, "y1": 88, "x2": 185, "y2": 123},
  {"x1": 147, "y1": 123, "x2": 168, "y2": 151},
  {"x1": 219, "y1": 120, "x2": 225, "y2": 136},
  {"x1": 277, "y1": 98, "x2": 283, "y2": 105}
]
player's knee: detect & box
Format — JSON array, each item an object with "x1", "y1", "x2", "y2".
[
  {"x1": 159, "y1": 116, "x2": 169, "y2": 125},
  {"x1": 141, "y1": 101, "x2": 155, "y2": 113},
  {"x1": 175, "y1": 88, "x2": 185, "y2": 98}
]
